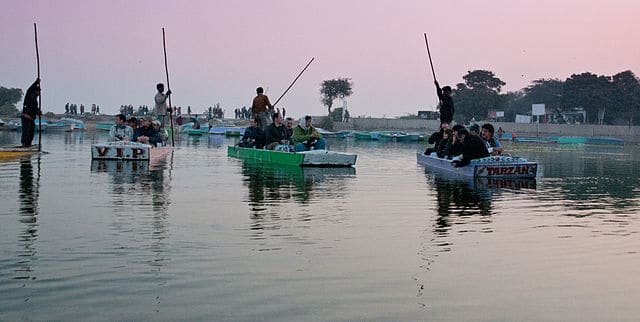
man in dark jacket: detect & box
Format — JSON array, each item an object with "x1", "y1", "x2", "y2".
[
  {"x1": 238, "y1": 119, "x2": 259, "y2": 148},
  {"x1": 132, "y1": 116, "x2": 162, "y2": 146},
  {"x1": 435, "y1": 80, "x2": 454, "y2": 124},
  {"x1": 21, "y1": 78, "x2": 41, "y2": 147},
  {"x1": 264, "y1": 112, "x2": 288, "y2": 150},
  {"x1": 452, "y1": 128, "x2": 489, "y2": 167}
]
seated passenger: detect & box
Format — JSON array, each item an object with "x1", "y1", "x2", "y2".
[
  {"x1": 284, "y1": 117, "x2": 294, "y2": 142},
  {"x1": 292, "y1": 115, "x2": 326, "y2": 152},
  {"x1": 152, "y1": 120, "x2": 169, "y2": 143},
  {"x1": 481, "y1": 123, "x2": 503, "y2": 155},
  {"x1": 468, "y1": 123, "x2": 480, "y2": 136},
  {"x1": 425, "y1": 122, "x2": 448, "y2": 155},
  {"x1": 238, "y1": 119, "x2": 259, "y2": 148},
  {"x1": 452, "y1": 128, "x2": 489, "y2": 167},
  {"x1": 436, "y1": 129, "x2": 452, "y2": 158},
  {"x1": 264, "y1": 112, "x2": 288, "y2": 150},
  {"x1": 108, "y1": 113, "x2": 133, "y2": 141},
  {"x1": 444, "y1": 124, "x2": 465, "y2": 159},
  {"x1": 132, "y1": 116, "x2": 162, "y2": 146}
]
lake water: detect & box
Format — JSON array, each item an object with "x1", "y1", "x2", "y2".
[{"x1": 1, "y1": 130, "x2": 639, "y2": 321}]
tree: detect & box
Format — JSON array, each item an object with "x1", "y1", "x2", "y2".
[
  {"x1": 320, "y1": 78, "x2": 353, "y2": 115},
  {"x1": 0, "y1": 86, "x2": 23, "y2": 116},
  {"x1": 609, "y1": 70, "x2": 640, "y2": 125},
  {"x1": 561, "y1": 72, "x2": 612, "y2": 124},
  {"x1": 452, "y1": 70, "x2": 506, "y2": 122}
]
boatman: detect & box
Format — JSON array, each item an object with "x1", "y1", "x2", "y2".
[
  {"x1": 21, "y1": 78, "x2": 41, "y2": 147},
  {"x1": 251, "y1": 86, "x2": 273, "y2": 131},
  {"x1": 435, "y1": 80, "x2": 454, "y2": 124},
  {"x1": 154, "y1": 83, "x2": 172, "y2": 128}
]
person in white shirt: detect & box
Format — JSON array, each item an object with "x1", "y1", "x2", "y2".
[{"x1": 154, "y1": 83, "x2": 172, "y2": 128}]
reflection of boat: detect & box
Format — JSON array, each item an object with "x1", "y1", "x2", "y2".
[
  {"x1": 90, "y1": 159, "x2": 150, "y2": 174},
  {"x1": 91, "y1": 141, "x2": 173, "y2": 161},
  {"x1": 228, "y1": 146, "x2": 357, "y2": 167},
  {"x1": 0, "y1": 145, "x2": 43, "y2": 161},
  {"x1": 417, "y1": 152, "x2": 537, "y2": 179}
]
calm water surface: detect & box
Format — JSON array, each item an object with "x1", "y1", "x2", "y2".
[{"x1": 1, "y1": 131, "x2": 639, "y2": 321}]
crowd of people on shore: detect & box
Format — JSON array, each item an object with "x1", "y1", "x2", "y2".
[{"x1": 64, "y1": 103, "x2": 100, "y2": 116}]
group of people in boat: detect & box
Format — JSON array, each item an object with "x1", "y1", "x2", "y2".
[
  {"x1": 237, "y1": 87, "x2": 326, "y2": 152},
  {"x1": 424, "y1": 122, "x2": 504, "y2": 167}
]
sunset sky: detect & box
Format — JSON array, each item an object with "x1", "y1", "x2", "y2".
[{"x1": 1, "y1": 0, "x2": 638, "y2": 118}]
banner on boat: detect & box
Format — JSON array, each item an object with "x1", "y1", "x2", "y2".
[
  {"x1": 91, "y1": 144, "x2": 150, "y2": 160},
  {"x1": 475, "y1": 164, "x2": 537, "y2": 178}
]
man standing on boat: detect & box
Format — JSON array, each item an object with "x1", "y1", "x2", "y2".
[
  {"x1": 251, "y1": 87, "x2": 273, "y2": 131},
  {"x1": 154, "y1": 83, "x2": 171, "y2": 128},
  {"x1": 21, "y1": 78, "x2": 41, "y2": 147},
  {"x1": 435, "y1": 81, "x2": 454, "y2": 124}
]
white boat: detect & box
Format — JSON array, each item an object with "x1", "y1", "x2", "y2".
[
  {"x1": 91, "y1": 141, "x2": 172, "y2": 161},
  {"x1": 416, "y1": 152, "x2": 537, "y2": 179},
  {"x1": 228, "y1": 146, "x2": 357, "y2": 167}
]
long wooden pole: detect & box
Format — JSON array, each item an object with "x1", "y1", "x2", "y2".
[
  {"x1": 423, "y1": 33, "x2": 437, "y2": 83},
  {"x1": 162, "y1": 28, "x2": 175, "y2": 146},
  {"x1": 272, "y1": 57, "x2": 315, "y2": 107},
  {"x1": 34, "y1": 23, "x2": 42, "y2": 151}
]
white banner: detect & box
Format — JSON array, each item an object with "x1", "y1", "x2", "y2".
[
  {"x1": 532, "y1": 104, "x2": 546, "y2": 116},
  {"x1": 515, "y1": 114, "x2": 531, "y2": 123}
]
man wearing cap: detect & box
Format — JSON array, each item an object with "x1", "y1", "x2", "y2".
[
  {"x1": 469, "y1": 123, "x2": 480, "y2": 136},
  {"x1": 292, "y1": 115, "x2": 325, "y2": 152},
  {"x1": 435, "y1": 80, "x2": 454, "y2": 124}
]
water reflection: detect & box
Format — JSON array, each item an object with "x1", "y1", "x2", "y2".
[
  {"x1": 15, "y1": 156, "x2": 41, "y2": 281},
  {"x1": 90, "y1": 153, "x2": 173, "y2": 271}
]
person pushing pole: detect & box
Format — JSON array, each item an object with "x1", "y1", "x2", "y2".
[{"x1": 424, "y1": 33, "x2": 454, "y2": 124}]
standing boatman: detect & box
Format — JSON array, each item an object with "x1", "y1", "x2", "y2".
[
  {"x1": 21, "y1": 78, "x2": 41, "y2": 147},
  {"x1": 251, "y1": 86, "x2": 273, "y2": 131},
  {"x1": 435, "y1": 80, "x2": 454, "y2": 124},
  {"x1": 154, "y1": 83, "x2": 172, "y2": 128}
]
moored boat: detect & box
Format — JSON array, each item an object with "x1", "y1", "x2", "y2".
[
  {"x1": 210, "y1": 126, "x2": 244, "y2": 135},
  {"x1": 0, "y1": 145, "x2": 43, "y2": 160},
  {"x1": 47, "y1": 118, "x2": 86, "y2": 132},
  {"x1": 353, "y1": 131, "x2": 380, "y2": 140},
  {"x1": 228, "y1": 146, "x2": 356, "y2": 167},
  {"x1": 416, "y1": 152, "x2": 537, "y2": 179},
  {"x1": 91, "y1": 141, "x2": 172, "y2": 161}
]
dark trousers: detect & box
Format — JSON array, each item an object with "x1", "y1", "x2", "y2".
[{"x1": 21, "y1": 115, "x2": 36, "y2": 147}]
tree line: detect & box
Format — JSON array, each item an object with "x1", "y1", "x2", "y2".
[{"x1": 453, "y1": 69, "x2": 640, "y2": 125}]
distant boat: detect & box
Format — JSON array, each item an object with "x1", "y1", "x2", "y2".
[
  {"x1": 0, "y1": 145, "x2": 43, "y2": 160},
  {"x1": 95, "y1": 122, "x2": 113, "y2": 131},
  {"x1": 210, "y1": 126, "x2": 244, "y2": 135},
  {"x1": 585, "y1": 137, "x2": 624, "y2": 145},
  {"x1": 557, "y1": 136, "x2": 587, "y2": 144},
  {"x1": 48, "y1": 118, "x2": 86, "y2": 132},
  {"x1": 353, "y1": 131, "x2": 380, "y2": 140}
]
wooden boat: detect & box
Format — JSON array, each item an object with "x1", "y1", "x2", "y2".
[
  {"x1": 228, "y1": 146, "x2": 356, "y2": 167},
  {"x1": 0, "y1": 145, "x2": 43, "y2": 160},
  {"x1": 416, "y1": 152, "x2": 537, "y2": 179},
  {"x1": 91, "y1": 141, "x2": 173, "y2": 161}
]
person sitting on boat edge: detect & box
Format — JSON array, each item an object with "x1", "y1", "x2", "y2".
[
  {"x1": 132, "y1": 116, "x2": 162, "y2": 146},
  {"x1": 292, "y1": 115, "x2": 326, "y2": 152},
  {"x1": 152, "y1": 120, "x2": 169, "y2": 143},
  {"x1": 436, "y1": 128, "x2": 452, "y2": 158},
  {"x1": 264, "y1": 112, "x2": 289, "y2": 150},
  {"x1": 451, "y1": 128, "x2": 489, "y2": 167},
  {"x1": 443, "y1": 124, "x2": 465, "y2": 159},
  {"x1": 108, "y1": 113, "x2": 133, "y2": 142},
  {"x1": 480, "y1": 123, "x2": 503, "y2": 156},
  {"x1": 424, "y1": 122, "x2": 448, "y2": 155},
  {"x1": 238, "y1": 118, "x2": 259, "y2": 148}
]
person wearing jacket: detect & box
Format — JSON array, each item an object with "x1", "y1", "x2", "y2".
[
  {"x1": 21, "y1": 78, "x2": 41, "y2": 147},
  {"x1": 291, "y1": 115, "x2": 326, "y2": 152}
]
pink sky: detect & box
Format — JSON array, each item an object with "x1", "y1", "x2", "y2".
[{"x1": 1, "y1": 0, "x2": 638, "y2": 118}]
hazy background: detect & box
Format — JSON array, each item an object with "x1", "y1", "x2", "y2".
[{"x1": 1, "y1": 0, "x2": 638, "y2": 118}]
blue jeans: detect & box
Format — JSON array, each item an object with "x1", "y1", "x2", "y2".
[{"x1": 294, "y1": 138, "x2": 326, "y2": 152}]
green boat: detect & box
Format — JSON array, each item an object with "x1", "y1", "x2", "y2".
[
  {"x1": 227, "y1": 146, "x2": 356, "y2": 167},
  {"x1": 225, "y1": 130, "x2": 242, "y2": 137}
]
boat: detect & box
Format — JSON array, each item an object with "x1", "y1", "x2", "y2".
[
  {"x1": 91, "y1": 141, "x2": 173, "y2": 161},
  {"x1": 224, "y1": 129, "x2": 242, "y2": 137},
  {"x1": 47, "y1": 118, "x2": 86, "y2": 132},
  {"x1": 515, "y1": 136, "x2": 558, "y2": 143},
  {"x1": 0, "y1": 119, "x2": 4, "y2": 126},
  {"x1": 188, "y1": 129, "x2": 207, "y2": 136},
  {"x1": 557, "y1": 136, "x2": 587, "y2": 144},
  {"x1": 585, "y1": 137, "x2": 624, "y2": 145},
  {"x1": 497, "y1": 133, "x2": 514, "y2": 141},
  {"x1": 228, "y1": 146, "x2": 356, "y2": 167},
  {"x1": 95, "y1": 122, "x2": 113, "y2": 131},
  {"x1": 179, "y1": 123, "x2": 210, "y2": 133},
  {"x1": 0, "y1": 145, "x2": 43, "y2": 160},
  {"x1": 416, "y1": 152, "x2": 537, "y2": 179},
  {"x1": 210, "y1": 126, "x2": 244, "y2": 135},
  {"x1": 353, "y1": 131, "x2": 380, "y2": 140}
]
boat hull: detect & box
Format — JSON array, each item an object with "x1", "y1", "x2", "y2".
[
  {"x1": 416, "y1": 153, "x2": 537, "y2": 179},
  {"x1": 91, "y1": 141, "x2": 172, "y2": 161},
  {"x1": 228, "y1": 146, "x2": 356, "y2": 167},
  {"x1": 0, "y1": 145, "x2": 42, "y2": 160}
]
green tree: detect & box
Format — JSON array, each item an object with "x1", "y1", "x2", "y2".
[
  {"x1": 561, "y1": 72, "x2": 612, "y2": 124},
  {"x1": 320, "y1": 78, "x2": 353, "y2": 115},
  {"x1": 453, "y1": 70, "x2": 506, "y2": 122},
  {"x1": 0, "y1": 86, "x2": 23, "y2": 116},
  {"x1": 609, "y1": 70, "x2": 640, "y2": 125}
]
